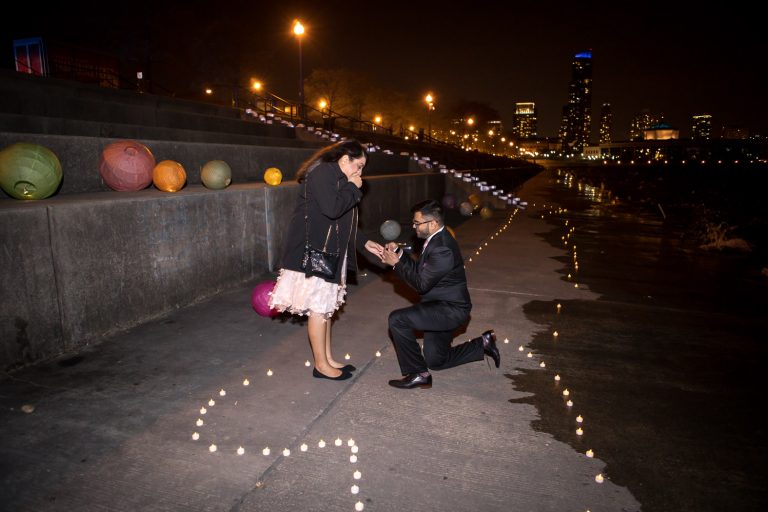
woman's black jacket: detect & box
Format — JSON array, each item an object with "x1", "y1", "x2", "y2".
[{"x1": 278, "y1": 161, "x2": 370, "y2": 284}]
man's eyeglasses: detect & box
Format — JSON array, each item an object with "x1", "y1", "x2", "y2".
[{"x1": 412, "y1": 219, "x2": 434, "y2": 227}]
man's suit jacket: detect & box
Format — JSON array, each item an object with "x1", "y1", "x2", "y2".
[{"x1": 394, "y1": 228, "x2": 472, "y2": 308}]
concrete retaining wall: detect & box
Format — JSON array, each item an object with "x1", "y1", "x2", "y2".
[{"x1": 0, "y1": 168, "x2": 533, "y2": 370}]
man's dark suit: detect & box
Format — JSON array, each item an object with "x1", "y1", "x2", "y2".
[{"x1": 388, "y1": 227, "x2": 484, "y2": 374}]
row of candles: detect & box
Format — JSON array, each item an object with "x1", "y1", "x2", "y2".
[{"x1": 538, "y1": 199, "x2": 607, "y2": 509}]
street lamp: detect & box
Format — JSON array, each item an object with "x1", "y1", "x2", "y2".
[
  {"x1": 293, "y1": 20, "x2": 305, "y2": 119},
  {"x1": 425, "y1": 93, "x2": 435, "y2": 139}
]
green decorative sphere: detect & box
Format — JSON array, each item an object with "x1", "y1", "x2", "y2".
[
  {"x1": 201, "y1": 160, "x2": 232, "y2": 189},
  {"x1": 0, "y1": 143, "x2": 63, "y2": 200}
]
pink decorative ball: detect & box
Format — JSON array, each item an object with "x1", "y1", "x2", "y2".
[
  {"x1": 99, "y1": 140, "x2": 155, "y2": 191},
  {"x1": 252, "y1": 280, "x2": 280, "y2": 318}
]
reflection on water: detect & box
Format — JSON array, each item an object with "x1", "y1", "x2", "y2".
[{"x1": 512, "y1": 167, "x2": 768, "y2": 512}]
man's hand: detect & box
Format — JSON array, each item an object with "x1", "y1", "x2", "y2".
[
  {"x1": 381, "y1": 245, "x2": 400, "y2": 266},
  {"x1": 385, "y1": 242, "x2": 398, "y2": 252}
]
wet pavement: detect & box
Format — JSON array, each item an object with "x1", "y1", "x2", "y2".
[{"x1": 1, "y1": 167, "x2": 766, "y2": 511}]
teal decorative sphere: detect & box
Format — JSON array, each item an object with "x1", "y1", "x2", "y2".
[
  {"x1": 201, "y1": 160, "x2": 232, "y2": 189},
  {"x1": 379, "y1": 219, "x2": 401, "y2": 241},
  {"x1": 0, "y1": 143, "x2": 63, "y2": 200}
]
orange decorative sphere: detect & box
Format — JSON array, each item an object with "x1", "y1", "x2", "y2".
[
  {"x1": 468, "y1": 193, "x2": 481, "y2": 207},
  {"x1": 480, "y1": 206, "x2": 493, "y2": 219},
  {"x1": 153, "y1": 160, "x2": 187, "y2": 192},
  {"x1": 263, "y1": 167, "x2": 282, "y2": 186}
]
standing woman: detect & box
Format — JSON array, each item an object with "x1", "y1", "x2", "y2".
[{"x1": 269, "y1": 140, "x2": 384, "y2": 380}]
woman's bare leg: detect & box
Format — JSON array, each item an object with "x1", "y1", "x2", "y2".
[
  {"x1": 308, "y1": 314, "x2": 341, "y2": 377},
  {"x1": 325, "y1": 318, "x2": 346, "y2": 368}
]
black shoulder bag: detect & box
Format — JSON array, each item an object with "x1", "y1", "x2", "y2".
[{"x1": 300, "y1": 175, "x2": 340, "y2": 279}]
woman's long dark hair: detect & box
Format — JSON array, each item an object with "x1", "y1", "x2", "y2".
[{"x1": 296, "y1": 139, "x2": 368, "y2": 183}]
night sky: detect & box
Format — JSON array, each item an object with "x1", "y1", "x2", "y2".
[{"x1": 4, "y1": 1, "x2": 765, "y2": 140}]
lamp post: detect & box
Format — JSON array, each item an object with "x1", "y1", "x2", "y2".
[
  {"x1": 425, "y1": 93, "x2": 435, "y2": 140},
  {"x1": 293, "y1": 20, "x2": 305, "y2": 119}
]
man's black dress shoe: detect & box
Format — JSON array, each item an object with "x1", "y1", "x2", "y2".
[
  {"x1": 388, "y1": 373, "x2": 432, "y2": 389},
  {"x1": 313, "y1": 368, "x2": 352, "y2": 381},
  {"x1": 481, "y1": 329, "x2": 500, "y2": 368}
]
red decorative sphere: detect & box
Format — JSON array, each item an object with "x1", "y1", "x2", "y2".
[
  {"x1": 252, "y1": 280, "x2": 280, "y2": 318},
  {"x1": 99, "y1": 140, "x2": 155, "y2": 191}
]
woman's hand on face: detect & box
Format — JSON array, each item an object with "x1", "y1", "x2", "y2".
[{"x1": 348, "y1": 173, "x2": 363, "y2": 188}]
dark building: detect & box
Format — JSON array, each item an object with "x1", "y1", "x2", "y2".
[
  {"x1": 513, "y1": 102, "x2": 537, "y2": 139},
  {"x1": 558, "y1": 51, "x2": 593, "y2": 153},
  {"x1": 599, "y1": 103, "x2": 612, "y2": 144}
]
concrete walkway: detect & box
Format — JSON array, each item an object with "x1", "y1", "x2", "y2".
[{"x1": 0, "y1": 171, "x2": 640, "y2": 511}]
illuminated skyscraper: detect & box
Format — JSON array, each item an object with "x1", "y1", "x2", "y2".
[
  {"x1": 558, "y1": 51, "x2": 593, "y2": 152},
  {"x1": 691, "y1": 114, "x2": 712, "y2": 140},
  {"x1": 513, "y1": 102, "x2": 537, "y2": 139},
  {"x1": 630, "y1": 109, "x2": 662, "y2": 141},
  {"x1": 599, "y1": 103, "x2": 612, "y2": 143}
]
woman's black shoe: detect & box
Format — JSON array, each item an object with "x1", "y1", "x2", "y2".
[
  {"x1": 339, "y1": 364, "x2": 357, "y2": 372},
  {"x1": 313, "y1": 368, "x2": 352, "y2": 380}
]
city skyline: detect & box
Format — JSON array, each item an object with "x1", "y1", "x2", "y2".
[{"x1": 3, "y1": 1, "x2": 764, "y2": 141}]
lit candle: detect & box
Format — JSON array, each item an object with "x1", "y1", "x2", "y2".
[
  {"x1": 351, "y1": 485, "x2": 360, "y2": 494},
  {"x1": 555, "y1": 374, "x2": 561, "y2": 381},
  {"x1": 353, "y1": 470, "x2": 362, "y2": 480},
  {"x1": 192, "y1": 432, "x2": 200, "y2": 440},
  {"x1": 300, "y1": 443, "x2": 308, "y2": 452},
  {"x1": 282, "y1": 448, "x2": 290, "y2": 457},
  {"x1": 318, "y1": 440, "x2": 326, "y2": 448},
  {"x1": 262, "y1": 447, "x2": 270, "y2": 456},
  {"x1": 243, "y1": 378, "x2": 250, "y2": 386},
  {"x1": 305, "y1": 360, "x2": 311, "y2": 367},
  {"x1": 527, "y1": 352, "x2": 533, "y2": 358},
  {"x1": 237, "y1": 446, "x2": 245, "y2": 455},
  {"x1": 556, "y1": 303, "x2": 562, "y2": 311},
  {"x1": 539, "y1": 362, "x2": 546, "y2": 368},
  {"x1": 351, "y1": 445, "x2": 359, "y2": 454},
  {"x1": 350, "y1": 455, "x2": 358, "y2": 463},
  {"x1": 504, "y1": 338, "x2": 509, "y2": 344},
  {"x1": 200, "y1": 407, "x2": 207, "y2": 415},
  {"x1": 576, "y1": 427, "x2": 583, "y2": 436},
  {"x1": 345, "y1": 354, "x2": 351, "y2": 360},
  {"x1": 196, "y1": 418, "x2": 204, "y2": 427},
  {"x1": 553, "y1": 331, "x2": 559, "y2": 337},
  {"x1": 267, "y1": 369, "x2": 273, "y2": 376},
  {"x1": 355, "y1": 501, "x2": 364, "y2": 511},
  {"x1": 219, "y1": 389, "x2": 226, "y2": 397},
  {"x1": 576, "y1": 415, "x2": 583, "y2": 423},
  {"x1": 335, "y1": 438, "x2": 342, "y2": 447},
  {"x1": 208, "y1": 399, "x2": 215, "y2": 407},
  {"x1": 347, "y1": 439, "x2": 356, "y2": 447},
  {"x1": 586, "y1": 449, "x2": 594, "y2": 458},
  {"x1": 209, "y1": 444, "x2": 217, "y2": 452},
  {"x1": 563, "y1": 389, "x2": 570, "y2": 396},
  {"x1": 574, "y1": 284, "x2": 579, "y2": 288},
  {"x1": 595, "y1": 474, "x2": 604, "y2": 483},
  {"x1": 566, "y1": 400, "x2": 573, "y2": 407},
  {"x1": 518, "y1": 345, "x2": 524, "y2": 352}
]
